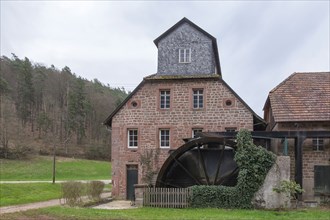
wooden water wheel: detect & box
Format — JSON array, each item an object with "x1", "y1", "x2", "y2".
[{"x1": 156, "y1": 134, "x2": 239, "y2": 188}]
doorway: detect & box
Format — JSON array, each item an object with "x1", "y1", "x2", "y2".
[{"x1": 126, "y1": 165, "x2": 138, "y2": 200}]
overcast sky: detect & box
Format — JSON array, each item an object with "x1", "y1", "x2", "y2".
[{"x1": 1, "y1": 1, "x2": 329, "y2": 116}]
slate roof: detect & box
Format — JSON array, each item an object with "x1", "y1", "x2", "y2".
[
  {"x1": 266, "y1": 72, "x2": 330, "y2": 122},
  {"x1": 154, "y1": 17, "x2": 222, "y2": 76}
]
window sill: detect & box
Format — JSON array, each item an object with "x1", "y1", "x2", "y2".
[{"x1": 160, "y1": 147, "x2": 170, "y2": 149}]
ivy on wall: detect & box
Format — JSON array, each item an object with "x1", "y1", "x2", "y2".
[
  {"x1": 190, "y1": 129, "x2": 276, "y2": 209},
  {"x1": 139, "y1": 148, "x2": 160, "y2": 186}
]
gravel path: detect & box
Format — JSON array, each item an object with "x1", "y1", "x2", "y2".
[{"x1": 0, "y1": 192, "x2": 112, "y2": 214}]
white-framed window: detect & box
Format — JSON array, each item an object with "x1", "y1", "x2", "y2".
[
  {"x1": 179, "y1": 48, "x2": 191, "y2": 63},
  {"x1": 193, "y1": 89, "x2": 204, "y2": 109},
  {"x1": 159, "y1": 129, "x2": 170, "y2": 148},
  {"x1": 313, "y1": 138, "x2": 324, "y2": 151},
  {"x1": 128, "y1": 129, "x2": 138, "y2": 148},
  {"x1": 160, "y1": 90, "x2": 170, "y2": 109},
  {"x1": 192, "y1": 128, "x2": 203, "y2": 138}
]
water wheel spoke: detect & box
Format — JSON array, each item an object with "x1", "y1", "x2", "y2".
[
  {"x1": 170, "y1": 154, "x2": 202, "y2": 185},
  {"x1": 156, "y1": 137, "x2": 238, "y2": 188},
  {"x1": 216, "y1": 167, "x2": 239, "y2": 185},
  {"x1": 213, "y1": 145, "x2": 225, "y2": 185},
  {"x1": 197, "y1": 145, "x2": 210, "y2": 185}
]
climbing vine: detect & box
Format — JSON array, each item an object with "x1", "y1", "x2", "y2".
[
  {"x1": 139, "y1": 148, "x2": 160, "y2": 186},
  {"x1": 190, "y1": 129, "x2": 276, "y2": 208}
]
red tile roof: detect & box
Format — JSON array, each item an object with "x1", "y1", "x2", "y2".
[{"x1": 268, "y1": 72, "x2": 330, "y2": 122}]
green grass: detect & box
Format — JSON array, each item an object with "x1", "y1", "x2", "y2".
[
  {"x1": 0, "y1": 156, "x2": 111, "y2": 207},
  {"x1": 0, "y1": 183, "x2": 61, "y2": 207},
  {"x1": 0, "y1": 156, "x2": 111, "y2": 181},
  {"x1": 1, "y1": 206, "x2": 329, "y2": 220},
  {"x1": 0, "y1": 182, "x2": 112, "y2": 207}
]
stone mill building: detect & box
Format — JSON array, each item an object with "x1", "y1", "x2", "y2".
[{"x1": 104, "y1": 17, "x2": 264, "y2": 200}]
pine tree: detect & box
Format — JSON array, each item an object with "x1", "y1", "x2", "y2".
[
  {"x1": 68, "y1": 77, "x2": 91, "y2": 144},
  {"x1": 13, "y1": 56, "x2": 35, "y2": 127}
]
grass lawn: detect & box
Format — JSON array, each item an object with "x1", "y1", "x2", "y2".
[
  {"x1": 0, "y1": 182, "x2": 112, "y2": 207},
  {"x1": 0, "y1": 155, "x2": 111, "y2": 181},
  {"x1": 0, "y1": 156, "x2": 111, "y2": 207},
  {"x1": 0, "y1": 183, "x2": 61, "y2": 207},
  {"x1": 1, "y1": 206, "x2": 329, "y2": 220}
]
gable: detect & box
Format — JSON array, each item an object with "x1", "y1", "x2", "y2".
[
  {"x1": 104, "y1": 76, "x2": 265, "y2": 130},
  {"x1": 104, "y1": 18, "x2": 264, "y2": 129},
  {"x1": 154, "y1": 17, "x2": 221, "y2": 77}
]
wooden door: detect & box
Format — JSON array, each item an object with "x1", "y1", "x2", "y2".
[{"x1": 126, "y1": 165, "x2": 138, "y2": 200}]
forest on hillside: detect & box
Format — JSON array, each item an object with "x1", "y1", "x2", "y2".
[{"x1": 0, "y1": 54, "x2": 128, "y2": 160}]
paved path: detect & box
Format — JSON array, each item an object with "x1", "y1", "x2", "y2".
[
  {"x1": 0, "y1": 192, "x2": 112, "y2": 214},
  {"x1": 93, "y1": 200, "x2": 136, "y2": 210},
  {"x1": 0, "y1": 180, "x2": 112, "y2": 184},
  {"x1": 0, "y1": 198, "x2": 63, "y2": 215}
]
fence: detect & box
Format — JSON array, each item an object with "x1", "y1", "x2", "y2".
[{"x1": 143, "y1": 187, "x2": 191, "y2": 208}]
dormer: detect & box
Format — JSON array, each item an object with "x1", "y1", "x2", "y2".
[{"x1": 154, "y1": 17, "x2": 222, "y2": 77}]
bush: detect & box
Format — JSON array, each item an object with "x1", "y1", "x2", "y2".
[
  {"x1": 190, "y1": 185, "x2": 239, "y2": 208},
  {"x1": 273, "y1": 180, "x2": 304, "y2": 208},
  {"x1": 0, "y1": 144, "x2": 32, "y2": 159},
  {"x1": 87, "y1": 181, "x2": 105, "y2": 201},
  {"x1": 61, "y1": 181, "x2": 84, "y2": 207},
  {"x1": 86, "y1": 145, "x2": 110, "y2": 160},
  {"x1": 190, "y1": 129, "x2": 276, "y2": 209}
]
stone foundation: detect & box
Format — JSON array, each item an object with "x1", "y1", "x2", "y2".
[
  {"x1": 252, "y1": 156, "x2": 291, "y2": 209},
  {"x1": 134, "y1": 184, "x2": 148, "y2": 207}
]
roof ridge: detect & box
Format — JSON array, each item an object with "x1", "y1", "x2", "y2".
[
  {"x1": 269, "y1": 72, "x2": 330, "y2": 93},
  {"x1": 290, "y1": 71, "x2": 330, "y2": 74},
  {"x1": 153, "y1": 17, "x2": 216, "y2": 46},
  {"x1": 269, "y1": 72, "x2": 298, "y2": 93}
]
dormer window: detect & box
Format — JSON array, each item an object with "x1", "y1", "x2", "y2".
[{"x1": 179, "y1": 48, "x2": 191, "y2": 63}]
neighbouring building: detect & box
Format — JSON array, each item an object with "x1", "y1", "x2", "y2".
[
  {"x1": 104, "y1": 17, "x2": 265, "y2": 200},
  {"x1": 263, "y1": 72, "x2": 330, "y2": 201}
]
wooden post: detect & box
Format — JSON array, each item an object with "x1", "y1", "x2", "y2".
[
  {"x1": 294, "y1": 135, "x2": 305, "y2": 200},
  {"x1": 283, "y1": 137, "x2": 288, "y2": 156},
  {"x1": 52, "y1": 142, "x2": 56, "y2": 184}
]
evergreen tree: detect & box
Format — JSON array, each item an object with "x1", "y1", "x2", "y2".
[
  {"x1": 0, "y1": 54, "x2": 128, "y2": 159},
  {"x1": 13, "y1": 56, "x2": 35, "y2": 126},
  {"x1": 68, "y1": 77, "x2": 91, "y2": 144}
]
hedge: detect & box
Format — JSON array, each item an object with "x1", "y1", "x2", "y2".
[{"x1": 190, "y1": 129, "x2": 276, "y2": 209}]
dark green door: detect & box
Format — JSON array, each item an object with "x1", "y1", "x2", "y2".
[{"x1": 126, "y1": 165, "x2": 138, "y2": 200}]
